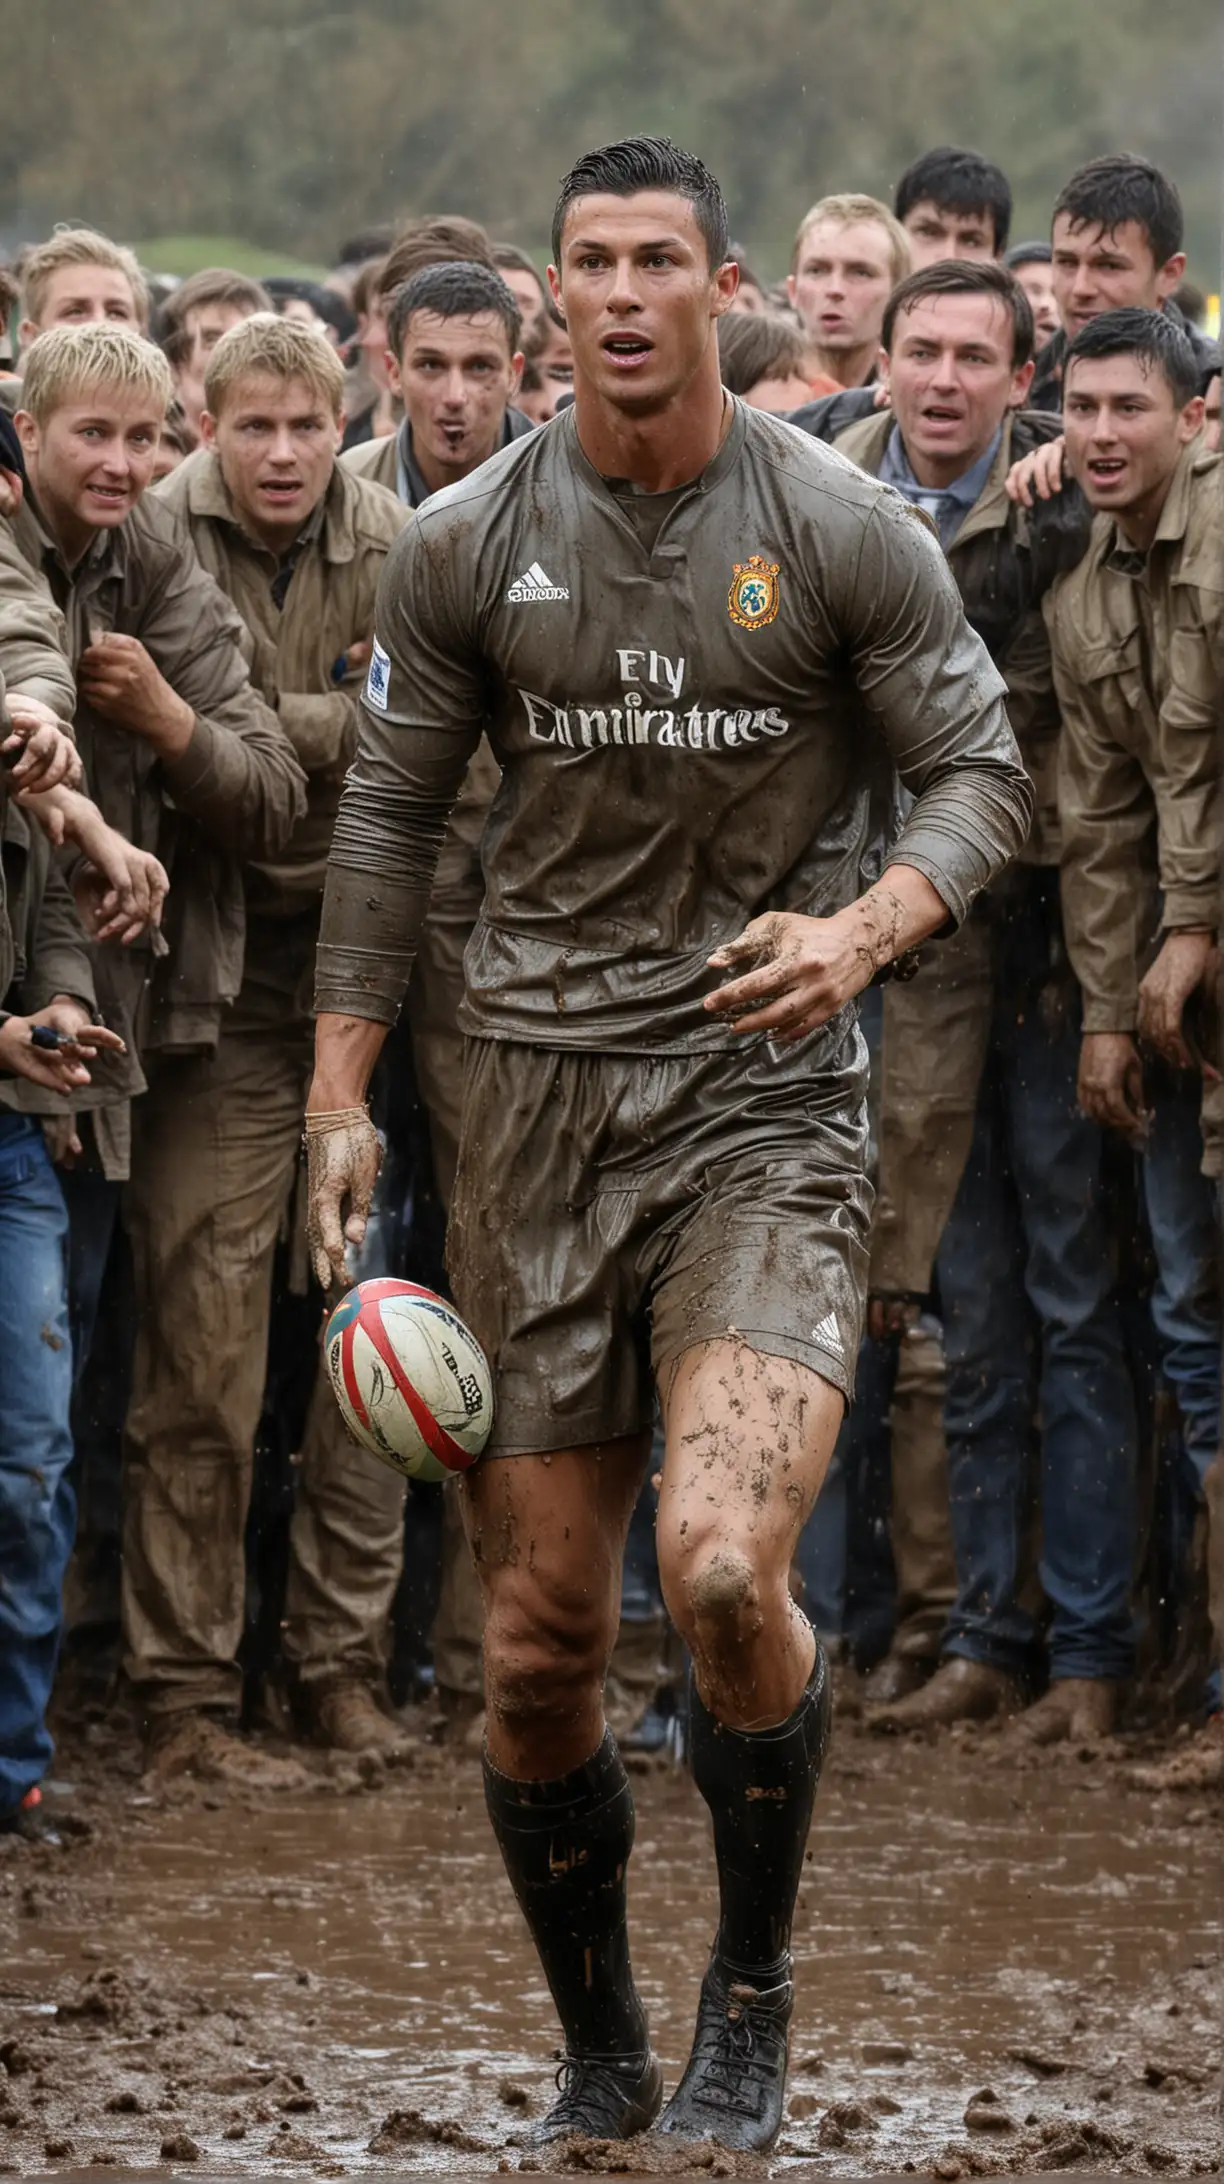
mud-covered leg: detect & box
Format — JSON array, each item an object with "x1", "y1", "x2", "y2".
[{"x1": 655, "y1": 1341, "x2": 842, "y2": 2151}]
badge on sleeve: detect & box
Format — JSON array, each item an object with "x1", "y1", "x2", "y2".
[
  {"x1": 366, "y1": 637, "x2": 391, "y2": 712},
  {"x1": 728, "y1": 556, "x2": 781, "y2": 630}
]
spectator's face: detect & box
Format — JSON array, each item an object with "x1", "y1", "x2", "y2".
[
  {"x1": 498, "y1": 266, "x2": 548, "y2": 349},
  {"x1": 201, "y1": 370, "x2": 341, "y2": 549},
  {"x1": 391, "y1": 310, "x2": 522, "y2": 476},
  {"x1": 743, "y1": 369, "x2": 815, "y2": 413},
  {"x1": 175, "y1": 302, "x2": 256, "y2": 431},
  {"x1": 356, "y1": 300, "x2": 391, "y2": 388},
  {"x1": 884, "y1": 292, "x2": 1032, "y2": 474},
  {"x1": 1063, "y1": 353, "x2": 1203, "y2": 520},
  {"x1": 900, "y1": 200, "x2": 998, "y2": 268},
  {"x1": 1050, "y1": 215, "x2": 1185, "y2": 338},
  {"x1": 787, "y1": 219, "x2": 894, "y2": 356},
  {"x1": 726, "y1": 278, "x2": 767, "y2": 316},
  {"x1": 551, "y1": 191, "x2": 735, "y2": 414},
  {"x1": 151, "y1": 430, "x2": 186, "y2": 481},
  {"x1": 24, "y1": 266, "x2": 141, "y2": 342},
  {"x1": 516, "y1": 315, "x2": 575, "y2": 422},
  {"x1": 1011, "y1": 259, "x2": 1060, "y2": 348},
  {"x1": 16, "y1": 388, "x2": 162, "y2": 556}
]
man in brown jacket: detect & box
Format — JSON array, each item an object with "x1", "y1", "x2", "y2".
[
  {"x1": 147, "y1": 313, "x2": 410, "y2": 1770},
  {"x1": 830, "y1": 263, "x2": 1137, "y2": 1742},
  {"x1": 1047, "y1": 306, "x2": 1221, "y2": 1766}
]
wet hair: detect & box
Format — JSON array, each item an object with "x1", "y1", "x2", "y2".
[
  {"x1": 790, "y1": 194, "x2": 911, "y2": 283},
  {"x1": 387, "y1": 261, "x2": 521, "y2": 360},
  {"x1": 378, "y1": 217, "x2": 495, "y2": 305},
  {"x1": 19, "y1": 225, "x2": 150, "y2": 333},
  {"x1": 203, "y1": 311, "x2": 346, "y2": 417},
  {"x1": 1006, "y1": 240, "x2": 1051, "y2": 270},
  {"x1": 1063, "y1": 305, "x2": 1201, "y2": 409},
  {"x1": 552, "y1": 137, "x2": 728, "y2": 272},
  {"x1": 882, "y1": 259, "x2": 1034, "y2": 368},
  {"x1": 894, "y1": 147, "x2": 1012, "y2": 256},
  {"x1": 19, "y1": 322, "x2": 173, "y2": 426},
  {"x1": 158, "y1": 268, "x2": 271, "y2": 367},
  {"x1": 1051, "y1": 154, "x2": 1183, "y2": 268},
  {"x1": 717, "y1": 311, "x2": 806, "y2": 395}
]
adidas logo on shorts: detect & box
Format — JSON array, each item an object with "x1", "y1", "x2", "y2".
[
  {"x1": 812, "y1": 1311, "x2": 844, "y2": 1361},
  {"x1": 506, "y1": 561, "x2": 570, "y2": 603}
]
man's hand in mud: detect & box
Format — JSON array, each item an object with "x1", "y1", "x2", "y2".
[
  {"x1": 305, "y1": 1106, "x2": 382, "y2": 1291},
  {"x1": 1006, "y1": 435, "x2": 1066, "y2": 507},
  {"x1": 3, "y1": 695, "x2": 81, "y2": 794},
  {"x1": 1137, "y1": 929, "x2": 1218, "y2": 1074},
  {"x1": 1077, "y1": 1031, "x2": 1149, "y2": 1145},
  {"x1": 705, "y1": 903, "x2": 896, "y2": 1043}
]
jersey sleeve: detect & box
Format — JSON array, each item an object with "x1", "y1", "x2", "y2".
[
  {"x1": 314, "y1": 510, "x2": 486, "y2": 1023},
  {"x1": 843, "y1": 494, "x2": 1034, "y2": 921}
]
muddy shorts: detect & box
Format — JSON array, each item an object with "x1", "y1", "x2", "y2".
[{"x1": 446, "y1": 1027, "x2": 872, "y2": 1455}]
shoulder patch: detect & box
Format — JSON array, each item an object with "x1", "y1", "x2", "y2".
[{"x1": 366, "y1": 637, "x2": 391, "y2": 712}]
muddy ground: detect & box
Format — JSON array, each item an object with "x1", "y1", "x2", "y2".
[{"x1": 0, "y1": 1690, "x2": 1219, "y2": 2180}]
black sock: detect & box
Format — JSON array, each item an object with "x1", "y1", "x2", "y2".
[
  {"x1": 483, "y1": 1729, "x2": 649, "y2": 2060},
  {"x1": 689, "y1": 1642, "x2": 832, "y2": 1981}
]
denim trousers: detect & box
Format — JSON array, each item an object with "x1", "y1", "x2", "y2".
[
  {"x1": 1143, "y1": 1070, "x2": 1221, "y2": 1493},
  {"x1": 937, "y1": 951, "x2": 1137, "y2": 1682},
  {"x1": 0, "y1": 1115, "x2": 75, "y2": 1812}
]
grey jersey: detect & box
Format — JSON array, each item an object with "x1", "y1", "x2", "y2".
[{"x1": 316, "y1": 399, "x2": 1031, "y2": 1053}]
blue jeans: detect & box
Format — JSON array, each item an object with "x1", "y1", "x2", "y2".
[
  {"x1": 0, "y1": 1116, "x2": 75, "y2": 1813},
  {"x1": 1143, "y1": 1070, "x2": 1221, "y2": 1492},
  {"x1": 938, "y1": 904, "x2": 1137, "y2": 1682}
]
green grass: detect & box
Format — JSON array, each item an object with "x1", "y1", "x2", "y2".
[{"x1": 132, "y1": 234, "x2": 329, "y2": 280}]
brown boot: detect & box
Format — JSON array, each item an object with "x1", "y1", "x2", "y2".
[
  {"x1": 861, "y1": 1652, "x2": 934, "y2": 1708},
  {"x1": 1127, "y1": 1717, "x2": 1224, "y2": 1793},
  {"x1": 308, "y1": 1679, "x2": 415, "y2": 1762},
  {"x1": 868, "y1": 1655, "x2": 1023, "y2": 1734},
  {"x1": 145, "y1": 1713, "x2": 309, "y2": 1791},
  {"x1": 1018, "y1": 1677, "x2": 1122, "y2": 1747}
]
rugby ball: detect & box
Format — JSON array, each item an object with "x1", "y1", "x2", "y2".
[{"x1": 324, "y1": 1277, "x2": 493, "y2": 1482}]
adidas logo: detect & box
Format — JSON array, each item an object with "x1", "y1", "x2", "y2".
[
  {"x1": 812, "y1": 1311, "x2": 844, "y2": 1360},
  {"x1": 506, "y1": 561, "x2": 570, "y2": 603}
]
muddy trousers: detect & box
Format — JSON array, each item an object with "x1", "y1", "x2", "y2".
[
  {"x1": 0, "y1": 1119, "x2": 74, "y2": 1813},
  {"x1": 121, "y1": 1013, "x2": 404, "y2": 1722}
]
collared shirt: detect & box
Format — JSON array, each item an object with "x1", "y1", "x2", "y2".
[{"x1": 878, "y1": 425, "x2": 1003, "y2": 549}]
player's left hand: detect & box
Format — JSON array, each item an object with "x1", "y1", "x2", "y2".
[{"x1": 705, "y1": 908, "x2": 877, "y2": 1042}]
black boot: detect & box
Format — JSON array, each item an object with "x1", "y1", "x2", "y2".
[
  {"x1": 660, "y1": 1643, "x2": 831, "y2": 2150},
  {"x1": 483, "y1": 1729, "x2": 661, "y2": 2142}
]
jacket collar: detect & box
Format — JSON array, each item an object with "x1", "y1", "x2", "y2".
[
  {"x1": 837, "y1": 409, "x2": 1016, "y2": 550},
  {"x1": 175, "y1": 446, "x2": 359, "y2": 565},
  {"x1": 1101, "y1": 439, "x2": 1206, "y2": 574}
]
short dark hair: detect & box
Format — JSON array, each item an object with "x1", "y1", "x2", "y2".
[
  {"x1": 158, "y1": 267, "x2": 271, "y2": 366},
  {"x1": 1064, "y1": 305, "x2": 1201, "y2": 409},
  {"x1": 1051, "y1": 154, "x2": 1183, "y2": 268},
  {"x1": 378, "y1": 217, "x2": 495, "y2": 306},
  {"x1": 1006, "y1": 240, "x2": 1051, "y2": 270},
  {"x1": 894, "y1": 146, "x2": 1012, "y2": 255},
  {"x1": 882, "y1": 259, "x2": 1034, "y2": 367},
  {"x1": 386, "y1": 259, "x2": 521, "y2": 361},
  {"x1": 552, "y1": 136, "x2": 729, "y2": 272},
  {"x1": 717, "y1": 311, "x2": 806, "y2": 396}
]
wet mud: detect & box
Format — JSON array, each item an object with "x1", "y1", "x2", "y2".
[{"x1": 1, "y1": 1702, "x2": 1219, "y2": 2178}]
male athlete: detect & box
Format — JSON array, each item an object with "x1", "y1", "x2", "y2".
[{"x1": 307, "y1": 138, "x2": 1031, "y2": 2152}]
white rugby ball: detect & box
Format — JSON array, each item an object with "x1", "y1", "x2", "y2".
[{"x1": 324, "y1": 1277, "x2": 493, "y2": 1482}]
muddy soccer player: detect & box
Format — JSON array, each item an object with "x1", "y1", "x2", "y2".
[{"x1": 306, "y1": 136, "x2": 1032, "y2": 2152}]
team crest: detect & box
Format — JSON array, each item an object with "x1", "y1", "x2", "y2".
[{"x1": 728, "y1": 556, "x2": 780, "y2": 630}]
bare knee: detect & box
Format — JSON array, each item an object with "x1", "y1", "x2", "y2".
[{"x1": 660, "y1": 1534, "x2": 766, "y2": 1663}]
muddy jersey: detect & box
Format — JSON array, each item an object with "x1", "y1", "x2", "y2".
[{"x1": 316, "y1": 399, "x2": 1031, "y2": 1052}]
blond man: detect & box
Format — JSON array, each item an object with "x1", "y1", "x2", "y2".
[
  {"x1": 17, "y1": 227, "x2": 149, "y2": 347},
  {"x1": 136, "y1": 314, "x2": 410, "y2": 1772},
  {"x1": 787, "y1": 193, "x2": 911, "y2": 390}
]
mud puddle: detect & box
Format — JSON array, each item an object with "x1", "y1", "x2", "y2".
[{"x1": 0, "y1": 1720, "x2": 1219, "y2": 2177}]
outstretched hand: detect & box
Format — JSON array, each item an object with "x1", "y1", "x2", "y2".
[{"x1": 305, "y1": 1107, "x2": 382, "y2": 1291}]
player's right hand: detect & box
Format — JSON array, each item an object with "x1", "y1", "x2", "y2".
[{"x1": 305, "y1": 1106, "x2": 382, "y2": 1291}]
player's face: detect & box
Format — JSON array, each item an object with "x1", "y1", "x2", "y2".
[
  {"x1": 884, "y1": 293, "x2": 1032, "y2": 476},
  {"x1": 1063, "y1": 353, "x2": 1203, "y2": 523},
  {"x1": 551, "y1": 192, "x2": 736, "y2": 414},
  {"x1": 1050, "y1": 214, "x2": 1184, "y2": 338},
  {"x1": 1012, "y1": 259, "x2": 1060, "y2": 347},
  {"x1": 201, "y1": 370, "x2": 341, "y2": 550},
  {"x1": 16, "y1": 389, "x2": 163, "y2": 561},
  {"x1": 901, "y1": 199, "x2": 998, "y2": 268},
  {"x1": 390, "y1": 309, "x2": 522, "y2": 478},
  {"x1": 786, "y1": 219, "x2": 894, "y2": 355}
]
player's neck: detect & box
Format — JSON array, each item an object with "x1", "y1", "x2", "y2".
[{"x1": 572, "y1": 358, "x2": 731, "y2": 489}]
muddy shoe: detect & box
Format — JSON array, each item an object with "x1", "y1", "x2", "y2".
[
  {"x1": 308, "y1": 1679, "x2": 415, "y2": 1762},
  {"x1": 145, "y1": 1713, "x2": 308, "y2": 1792},
  {"x1": 1127, "y1": 1717, "x2": 1224, "y2": 1794},
  {"x1": 861, "y1": 1651, "x2": 934, "y2": 1707},
  {"x1": 868, "y1": 1655, "x2": 1023, "y2": 1734},
  {"x1": 528, "y1": 2050, "x2": 663, "y2": 2144},
  {"x1": 658, "y1": 1958, "x2": 792, "y2": 2152},
  {"x1": 0, "y1": 1785, "x2": 61, "y2": 1845},
  {"x1": 1018, "y1": 1677, "x2": 1122, "y2": 1746}
]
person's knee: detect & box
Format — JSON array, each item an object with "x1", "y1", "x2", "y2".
[
  {"x1": 658, "y1": 1524, "x2": 771, "y2": 1667},
  {"x1": 482, "y1": 1566, "x2": 612, "y2": 1739}
]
